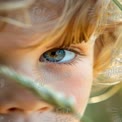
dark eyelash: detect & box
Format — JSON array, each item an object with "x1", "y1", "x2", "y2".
[
  {"x1": 46, "y1": 46, "x2": 86, "y2": 56},
  {"x1": 63, "y1": 47, "x2": 86, "y2": 56}
]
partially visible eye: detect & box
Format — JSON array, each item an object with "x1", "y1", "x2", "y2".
[{"x1": 39, "y1": 49, "x2": 76, "y2": 63}]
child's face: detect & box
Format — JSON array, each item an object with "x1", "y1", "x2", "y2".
[{"x1": 0, "y1": 1, "x2": 95, "y2": 122}]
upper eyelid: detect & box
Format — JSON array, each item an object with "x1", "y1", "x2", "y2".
[
  {"x1": 44, "y1": 47, "x2": 85, "y2": 56},
  {"x1": 66, "y1": 48, "x2": 86, "y2": 56},
  {"x1": 60, "y1": 46, "x2": 86, "y2": 56}
]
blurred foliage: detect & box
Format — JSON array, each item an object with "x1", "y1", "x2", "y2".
[
  {"x1": 113, "y1": 0, "x2": 122, "y2": 10},
  {"x1": 0, "y1": 66, "x2": 82, "y2": 122}
]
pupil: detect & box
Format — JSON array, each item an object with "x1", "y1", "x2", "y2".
[{"x1": 51, "y1": 52, "x2": 56, "y2": 56}]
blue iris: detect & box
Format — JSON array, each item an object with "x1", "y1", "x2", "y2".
[{"x1": 42, "y1": 49, "x2": 65, "y2": 62}]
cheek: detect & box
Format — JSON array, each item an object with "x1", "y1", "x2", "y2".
[
  {"x1": 59, "y1": 62, "x2": 92, "y2": 114},
  {"x1": 36, "y1": 58, "x2": 93, "y2": 114},
  {"x1": 69, "y1": 66, "x2": 92, "y2": 114}
]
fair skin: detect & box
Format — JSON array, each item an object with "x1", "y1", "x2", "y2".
[{"x1": 0, "y1": 1, "x2": 96, "y2": 122}]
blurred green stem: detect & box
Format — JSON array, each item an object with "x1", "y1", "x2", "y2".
[{"x1": 113, "y1": 0, "x2": 122, "y2": 10}]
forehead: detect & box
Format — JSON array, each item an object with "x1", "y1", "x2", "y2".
[{"x1": 0, "y1": 0, "x2": 65, "y2": 49}]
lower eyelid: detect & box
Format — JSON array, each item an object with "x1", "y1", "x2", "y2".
[{"x1": 42, "y1": 55, "x2": 82, "y2": 67}]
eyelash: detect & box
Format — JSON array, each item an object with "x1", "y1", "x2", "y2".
[{"x1": 41, "y1": 46, "x2": 85, "y2": 66}]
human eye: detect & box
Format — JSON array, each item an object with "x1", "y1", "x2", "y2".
[{"x1": 39, "y1": 48, "x2": 79, "y2": 64}]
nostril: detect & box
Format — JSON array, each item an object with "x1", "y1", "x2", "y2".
[
  {"x1": 8, "y1": 107, "x2": 23, "y2": 112},
  {"x1": 8, "y1": 107, "x2": 50, "y2": 113}
]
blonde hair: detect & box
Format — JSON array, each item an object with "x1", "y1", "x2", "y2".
[
  {"x1": 89, "y1": 0, "x2": 122, "y2": 103},
  {"x1": 0, "y1": 0, "x2": 122, "y2": 102}
]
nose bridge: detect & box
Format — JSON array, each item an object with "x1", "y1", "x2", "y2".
[{"x1": 0, "y1": 75, "x2": 52, "y2": 114}]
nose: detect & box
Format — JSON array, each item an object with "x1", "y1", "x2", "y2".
[{"x1": 0, "y1": 76, "x2": 52, "y2": 114}]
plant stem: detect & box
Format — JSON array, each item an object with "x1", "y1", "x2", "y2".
[
  {"x1": 0, "y1": 65, "x2": 82, "y2": 121},
  {"x1": 113, "y1": 0, "x2": 122, "y2": 11}
]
